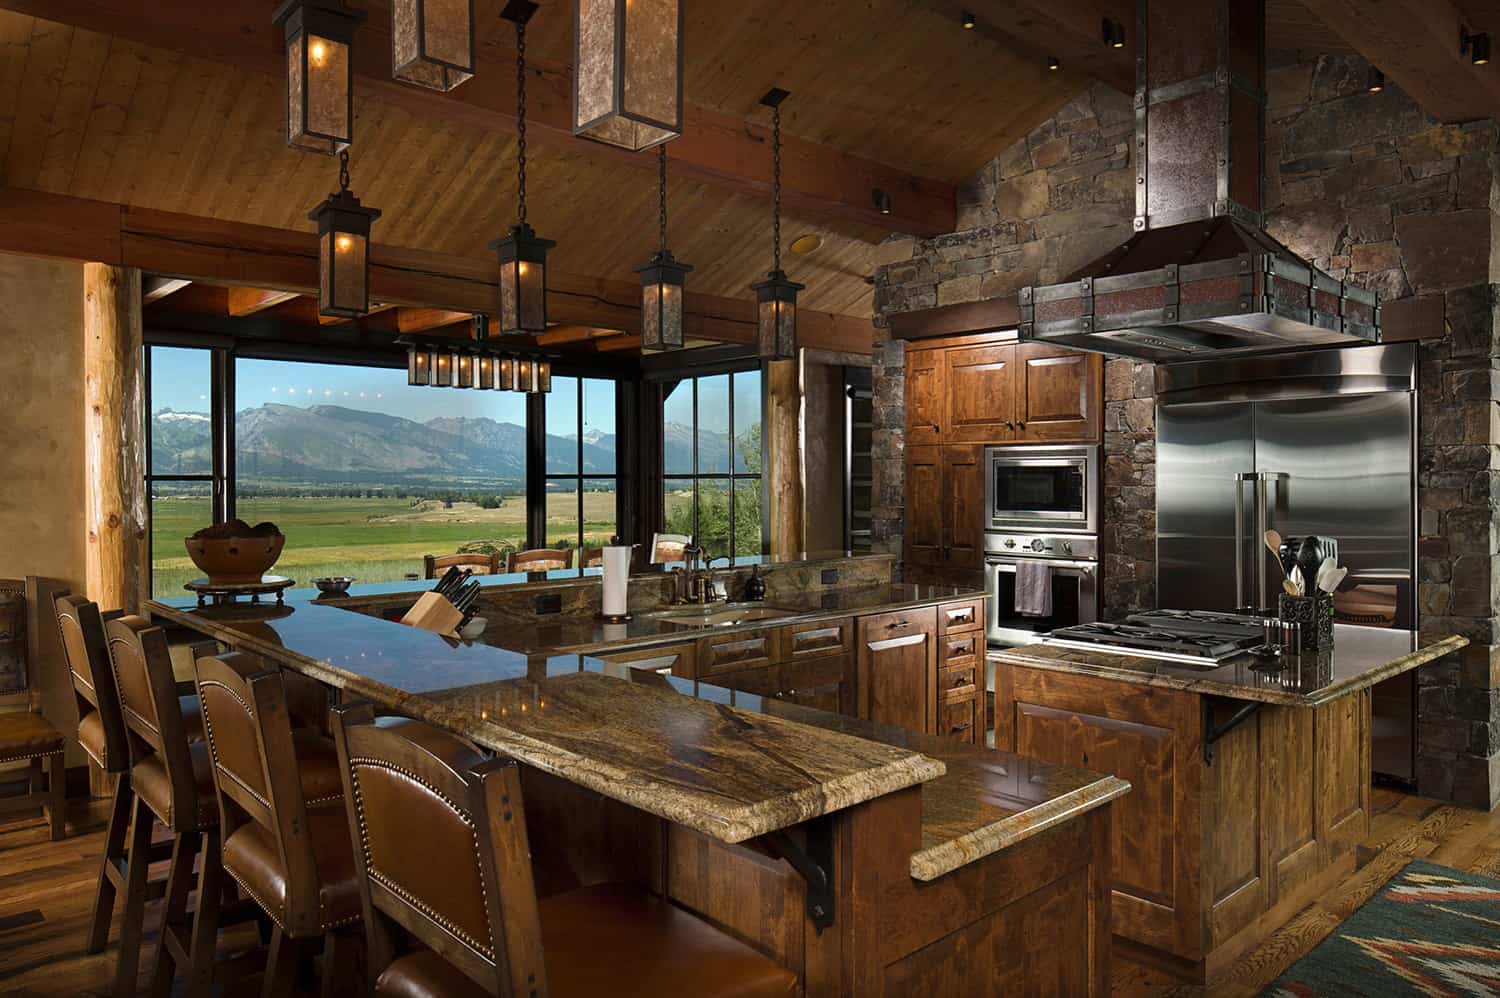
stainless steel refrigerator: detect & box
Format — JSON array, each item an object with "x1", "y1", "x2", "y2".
[{"x1": 1154, "y1": 343, "x2": 1418, "y2": 782}]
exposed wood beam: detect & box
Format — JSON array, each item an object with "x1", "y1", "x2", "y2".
[
  {"x1": 396, "y1": 308, "x2": 473, "y2": 334},
  {"x1": 924, "y1": 0, "x2": 1134, "y2": 92},
  {"x1": 536, "y1": 325, "x2": 622, "y2": 345},
  {"x1": 227, "y1": 287, "x2": 299, "y2": 316},
  {"x1": 0, "y1": 187, "x2": 872, "y2": 354},
  {"x1": 1, "y1": 0, "x2": 956, "y2": 238},
  {"x1": 594, "y1": 335, "x2": 644, "y2": 352},
  {"x1": 141, "y1": 276, "x2": 191, "y2": 304},
  {"x1": 889, "y1": 296, "x2": 1021, "y2": 340},
  {"x1": 1296, "y1": 0, "x2": 1500, "y2": 123}
]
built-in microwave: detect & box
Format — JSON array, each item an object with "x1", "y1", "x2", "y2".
[{"x1": 984, "y1": 444, "x2": 1100, "y2": 534}]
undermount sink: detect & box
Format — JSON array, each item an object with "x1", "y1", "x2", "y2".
[{"x1": 644, "y1": 603, "x2": 802, "y2": 628}]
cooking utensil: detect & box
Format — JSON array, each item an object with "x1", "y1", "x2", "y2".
[
  {"x1": 1314, "y1": 556, "x2": 1337, "y2": 594},
  {"x1": 1282, "y1": 578, "x2": 1299, "y2": 596},
  {"x1": 1264, "y1": 530, "x2": 1286, "y2": 577},
  {"x1": 1289, "y1": 565, "x2": 1305, "y2": 596},
  {"x1": 1277, "y1": 537, "x2": 1301, "y2": 580},
  {"x1": 1295, "y1": 537, "x2": 1323, "y2": 593},
  {"x1": 1319, "y1": 565, "x2": 1348, "y2": 594}
]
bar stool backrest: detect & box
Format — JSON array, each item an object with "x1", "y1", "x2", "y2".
[
  {"x1": 54, "y1": 593, "x2": 129, "y2": 773},
  {"x1": 332, "y1": 704, "x2": 548, "y2": 997},
  {"x1": 104, "y1": 616, "x2": 199, "y2": 832}
]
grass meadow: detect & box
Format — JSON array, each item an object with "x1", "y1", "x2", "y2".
[{"x1": 150, "y1": 492, "x2": 618, "y2": 597}]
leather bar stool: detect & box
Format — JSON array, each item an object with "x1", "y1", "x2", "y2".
[
  {"x1": 0, "y1": 695, "x2": 64, "y2": 840},
  {"x1": 330, "y1": 703, "x2": 800, "y2": 998},
  {"x1": 193, "y1": 651, "x2": 363, "y2": 998}
]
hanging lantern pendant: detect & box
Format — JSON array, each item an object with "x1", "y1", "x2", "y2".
[
  {"x1": 640, "y1": 145, "x2": 692, "y2": 352},
  {"x1": 492, "y1": 0, "x2": 554, "y2": 335},
  {"x1": 752, "y1": 89, "x2": 803, "y2": 361},
  {"x1": 309, "y1": 151, "x2": 381, "y2": 319},
  {"x1": 392, "y1": 0, "x2": 476, "y2": 92},
  {"x1": 573, "y1": 0, "x2": 684, "y2": 151},
  {"x1": 274, "y1": 0, "x2": 366, "y2": 155}
]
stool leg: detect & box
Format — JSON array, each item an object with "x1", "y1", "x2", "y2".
[
  {"x1": 262, "y1": 926, "x2": 300, "y2": 998},
  {"x1": 148, "y1": 830, "x2": 199, "y2": 998},
  {"x1": 86, "y1": 774, "x2": 132, "y2": 954},
  {"x1": 45, "y1": 753, "x2": 64, "y2": 840},
  {"x1": 185, "y1": 830, "x2": 224, "y2": 998},
  {"x1": 113, "y1": 798, "x2": 155, "y2": 998}
]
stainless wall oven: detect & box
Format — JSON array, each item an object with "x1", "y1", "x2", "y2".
[
  {"x1": 985, "y1": 444, "x2": 1100, "y2": 534},
  {"x1": 984, "y1": 532, "x2": 1099, "y2": 646}
]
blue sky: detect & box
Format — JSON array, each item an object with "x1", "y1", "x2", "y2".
[{"x1": 149, "y1": 347, "x2": 615, "y2": 433}]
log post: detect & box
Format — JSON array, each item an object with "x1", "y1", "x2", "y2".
[
  {"x1": 765, "y1": 356, "x2": 805, "y2": 557},
  {"x1": 83, "y1": 264, "x2": 146, "y2": 614}
]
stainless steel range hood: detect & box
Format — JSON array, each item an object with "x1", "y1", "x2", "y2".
[{"x1": 1018, "y1": 0, "x2": 1380, "y2": 364}]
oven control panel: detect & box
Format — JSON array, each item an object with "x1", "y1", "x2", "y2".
[{"x1": 984, "y1": 531, "x2": 1098, "y2": 561}]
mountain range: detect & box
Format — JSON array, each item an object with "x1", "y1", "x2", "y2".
[{"x1": 151, "y1": 403, "x2": 749, "y2": 486}]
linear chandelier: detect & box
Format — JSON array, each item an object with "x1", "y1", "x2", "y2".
[{"x1": 403, "y1": 322, "x2": 552, "y2": 393}]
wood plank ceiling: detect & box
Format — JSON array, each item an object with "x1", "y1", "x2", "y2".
[{"x1": 0, "y1": 1, "x2": 1471, "y2": 324}]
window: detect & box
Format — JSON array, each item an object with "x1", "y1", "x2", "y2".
[
  {"x1": 662, "y1": 368, "x2": 762, "y2": 560},
  {"x1": 146, "y1": 346, "x2": 225, "y2": 598},
  {"x1": 233, "y1": 357, "x2": 532, "y2": 585},
  {"x1": 545, "y1": 376, "x2": 617, "y2": 554}
]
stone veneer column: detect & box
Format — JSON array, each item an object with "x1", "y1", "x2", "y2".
[{"x1": 83, "y1": 263, "x2": 146, "y2": 613}]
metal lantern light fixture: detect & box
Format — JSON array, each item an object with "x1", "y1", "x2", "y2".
[
  {"x1": 573, "y1": 0, "x2": 683, "y2": 150},
  {"x1": 751, "y1": 88, "x2": 803, "y2": 361},
  {"x1": 392, "y1": 0, "x2": 475, "y2": 91},
  {"x1": 308, "y1": 151, "x2": 382, "y2": 318},
  {"x1": 274, "y1": 0, "x2": 366, "y2": 155},
  {"x1": 491, "y1": 1, "x2": 555, "y2": 335},
  {"x1": 406, "y1": 342, "x2": 433, "y2": 386},
  {"x1": 639, "y1": 146, "x2": 692, "y2": 352}
]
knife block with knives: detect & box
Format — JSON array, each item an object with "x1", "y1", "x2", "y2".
[{"x1": 401, "y1": 566, "x2": 485, "y2": 638}]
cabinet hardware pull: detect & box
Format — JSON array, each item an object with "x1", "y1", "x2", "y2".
[
  {"x1": 950, "y1": 723, "x2": 973, "y2": 733},
  {"x1": 951, "y1": 675, "x2": 968, "y2": 687},
  {"x1": 886, "y1": 620, "x2": 913, "y2": 630}
]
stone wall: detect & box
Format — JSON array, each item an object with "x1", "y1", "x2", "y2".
[{"x1": 871, "y1": 56, "x2": 1500, "y2": 809}]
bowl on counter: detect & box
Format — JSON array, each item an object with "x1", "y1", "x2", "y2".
[
  {"x1": 311, "y1": 576, "x2": 355, "y2": 597},
  {"x1": 184, "y1": 520, "x2": 285, "y2": 585}
]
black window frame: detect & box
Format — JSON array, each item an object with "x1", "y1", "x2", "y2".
[{"x1": 541, "y1": 374, "x2": 620, "y2": 553}]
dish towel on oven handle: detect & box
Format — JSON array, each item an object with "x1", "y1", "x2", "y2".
[{"x1": 1013, "y1": 560, "x2": 1054, "y2": 618}]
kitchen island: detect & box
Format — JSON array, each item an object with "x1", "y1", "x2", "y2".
[
  {"x1": 148, "y1": 572, "x2": 1129, "y2": 996},
  {"x1": 990, "y1": 625, "x2": 1467, "y2": 981}
]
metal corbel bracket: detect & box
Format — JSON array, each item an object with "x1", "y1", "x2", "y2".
[
  {"x1": 1202, "y1": 696, "x2": 1261, "y2": 765},
  {"x1": 763, "y1": 818, "x2": 835, "y2": 934}
]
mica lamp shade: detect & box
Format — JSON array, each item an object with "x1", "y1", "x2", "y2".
[
  {"x1": 573, "y1": 0, "x2": 682, "y2": 150},
  {"x1": 639, "y1": 251, "x2": 691, "y2": 352},
  {"x1": 274, "y1": 0, "x2": 365, "y2": 155},
  {"x1": 185, "y1": 532, "x2": 286, "y2": 586},
  {"x1": 392, "y1": 0, "x2": 475, "y2": 92},
  {"x1": 309, "y1": 189, "x2": 381, "y2": 319},
  {"x1": 490, "y1": 223, "x2": 555, "y2": 335},
  {"x1": 752, "y1": 269, "x2": 804, "y2": 361}
]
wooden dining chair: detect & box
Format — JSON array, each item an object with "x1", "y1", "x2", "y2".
[
  {"x1": 330, "y1": 703, "x2": 799, "y2": 997},
  {"x1": 423, "y1": 553, "x2": 500, "y2": 580},
  {"x1": 506, "y1": 547, "x2": 574, "y2": 573},
  {"x1": 193, "y1": 651, "x2": 362, "y2": 998},
  {"x1": 580, "y1": 546, "x2": 604, "y2": 568},
  {"x1": 649, "y1": 532, "x2": 692, "y2": 564},
  {"x1": 0, "y1": 690, "x2": 64, "y2": 840}
]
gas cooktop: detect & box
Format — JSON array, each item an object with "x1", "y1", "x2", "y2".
[{"x1": 1044, "y1": 611, "x2": 1265, "y2": 665}]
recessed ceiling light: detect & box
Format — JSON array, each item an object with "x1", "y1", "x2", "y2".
[{"x1": 790, "y1": 233, "x2": 823, "y2": 255}]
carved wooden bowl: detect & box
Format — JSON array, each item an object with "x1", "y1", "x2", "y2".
[{"x1": 184, "y1": 533, "x2": 285, "y2": 585}]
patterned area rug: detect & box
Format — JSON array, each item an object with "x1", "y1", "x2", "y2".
[{"x1": 1261, "y1": 859, "x2": 1500, "y2": 996}]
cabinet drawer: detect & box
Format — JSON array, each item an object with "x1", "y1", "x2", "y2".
[
  {"x1": 938, "y1": 599, "x2": 984, "y2": 636},
  {"x1": 596, "y1": 642, "x2": 696, "y2": 678},
  {"x1": 863, "y1": 606, "x2": 934, "y2": 640},
  {"x1": 938, "y1": 662, "x2": 978, "y2": 699},
  {"x1": 698, "y1": 633, "x2": 775, "y2": 676},
  {"x1": 939, "y1": 693, "x2": 980, "y2": 743},
  {"x1": 940, "y1": 630, "x2": 981, "y2": 666},
  {"x1": 778, "y1": 618, "x2": 852, "y2": 661}
]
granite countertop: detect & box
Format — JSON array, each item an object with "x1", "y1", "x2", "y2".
[
  {"x1": 474, "y1": 583, "x2": 985, "y2": 656},
  {"x1": 993, "y1": 624, "x2": 1469, "y2": 707}
]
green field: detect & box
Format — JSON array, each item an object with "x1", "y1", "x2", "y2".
[{"x1": 150, "y1": 493, "x2": 617, "y2": 597}]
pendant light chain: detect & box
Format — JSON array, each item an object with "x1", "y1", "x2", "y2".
[
  {"x1": 338, "y1": 149, "x2": 351, "y2": 193},
  {"x1": 516, "y1": 18, "x2": 528, "y2": 225},
  {"x1": 658, "y1": 145, "x2": 668, "y2": 254},
  {"x1": 771, "y1": 103, "x2": 782, "y2": 273}
]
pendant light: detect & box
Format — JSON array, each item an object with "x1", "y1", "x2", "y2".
[
  {"x1": 639, "y1": 145, "x2": 692, "y2": 352},
  {"x1": 751, "y1": 88, "x2": 803, "y2": 361},
  {"x1": 573, "y1": 0, "x2": 683, "y2": 150},
  {"x1": 490, "y1": 0, "x2": 555, "y2": 336},
  {"x1": 406, "y1": 342, "x2": 433, "y2": 385},
  {"x1": 392, "y1": 0, "x2": 475, "y2": 91},
  {"x1": 308, "y1": 151, "x2": 382, "y2": 318},
  {"x1": 274, "y1": 0, "x2": 366, "y2": 155}
]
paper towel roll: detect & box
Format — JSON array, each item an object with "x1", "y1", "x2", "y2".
[{"x1": 602, "y1": 545, "x2": 632, "y2": 617}]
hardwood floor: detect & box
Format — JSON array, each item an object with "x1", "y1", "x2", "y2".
[{"x1": 0, "y1": 787, "x2": 1496, "y2": 996}]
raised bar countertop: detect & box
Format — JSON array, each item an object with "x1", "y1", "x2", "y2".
[
  {"x1": 148, "y1": 578, "x2": 1127, "y2": 880},
  {"x1": 993, "y1": 624, "x2": 1468, "y2": 707}
]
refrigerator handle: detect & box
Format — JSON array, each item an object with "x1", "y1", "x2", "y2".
[
  {"x1": 1254, "y1": 473, "x2": 1269, "y2": 614},
  {"x1": 1234, "y1": 472, "x2": 1256, "y2": 613}
]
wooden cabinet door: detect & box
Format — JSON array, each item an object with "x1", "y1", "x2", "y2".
[
  {"x1": 941, "y1": 445, "x2": 985, "y2": 571},
  {"x1": 905, "y1": 349, "x2": 945, "y2": 446},
  {"x1": 905, "y1": 446, "x2": 944, "y2": 568},
  {"x1": 938, "y1": 693, "x2": 980, "y2": 743},
  {"x1": 596, "y1": 642, "x2": 696, "y2": 679},
  {"x1": 1015, "y1": 343, "x2": 1101, "y2": 442},
  {"x1": 856, "y1": 607, "x2": 937, "y2": 734},
  {"x1": 945, "y1": 344, "x2": 1016, "y2": 443},
  {"x1": 777, "y1": 655, "x2": 854, "y2": 716}
]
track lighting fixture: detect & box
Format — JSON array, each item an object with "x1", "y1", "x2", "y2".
[
  {"x1": 961, "y1": 11, "x2": 975, "y2": 29},
  {"x1": 872, "y1": 188, "x2": 892, "y2": 215},
  {"x1": 1102, "y1": 18, "x2": 1125, "y2": 48},
  {"x1": 1366, "y1": 66, "x2": 1384, "y2": 93},
  {"x1": 1463, "y1": 26, "x2": 1491, "y2": 65},
  {"x1": 1047, "y1": 55, "x2": 1061, "y2": 71}
]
